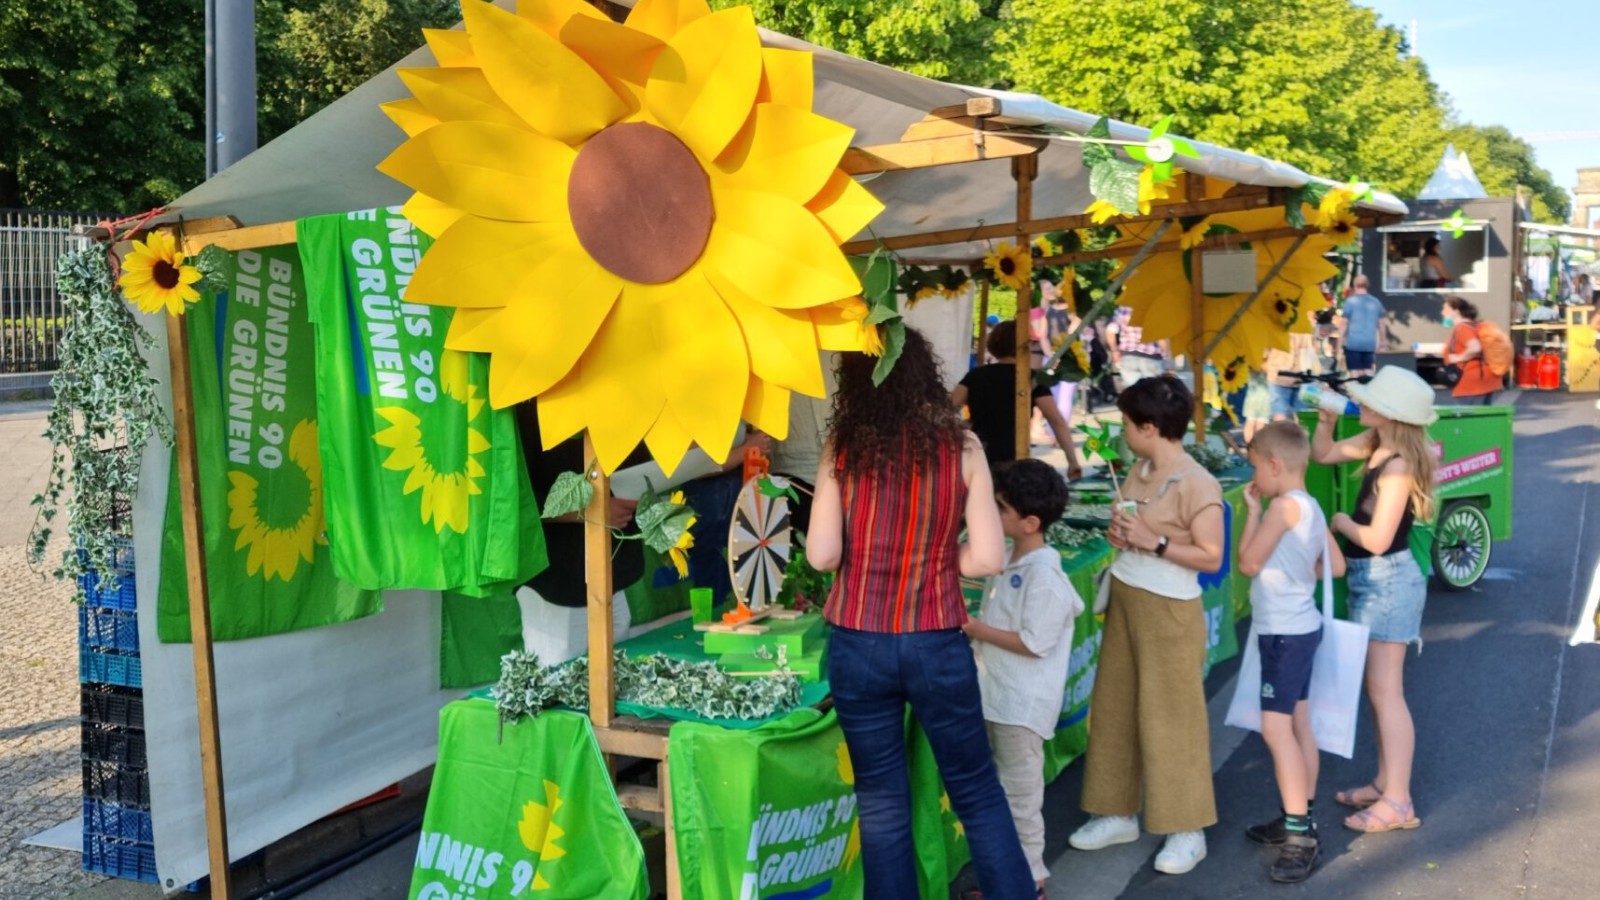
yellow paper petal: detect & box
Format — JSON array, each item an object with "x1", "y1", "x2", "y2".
[
  {"x1": 758, "y1": 48, "x2": 813, "y2": 109},
  {"x1": 461, "y1": 0, "x2": 627, "y2": 143},
  {"x1": 742, "y1": 376, "x2": 791, "y2": 441},
  {"x1": 516, "y1": 0, "x2": 607, "y2": 35},
  {"x1": 424, "y1": 28, "x2": 477, "y2": 67},
  {"x1": 644, "y1": 7, "x2": 762, "y2": 163},
  {"x1": 706, "y1": 269, "x2": 825, "y2": 396},
  {"x1": 645, "y1": 408, "x2": 694, "y2": 476},
  {"x1": 626, "y1": 0, "x2": 710, "y2": 41},
  {"x1": 402, "y1": 192, "x2": 466, "y2": 240},
  {"x1": 715, "y1": 103, "x2": 854, "y2": 204},
  {"x1": 578, "y1": 290, "x2": 668, "y2": 472},
  {"x1": 809, "y1": 301, "x2": 869, "y2": 353},
  {"x1": 559, "y1": 15, "x2": 663, "y2": 106},
  {"x1": 704, "y1": 187, "x2": 862, "y2": 308},
  {"x1": 380, "y1": 98, "x2": 439, "y2": 138},
  {"x1": 657, "y1": 275, "x2": 749, "y2": 462},
  {"x1": 407, "y1": 216, "x2": 580, "y2": 309},
  {"x1": 378, "y1": 121, "x2": 574, "y2": 223},
  {"x1": 533, "y1": 368, "x2": 588, "y2": 448},
  {"x1": 806, "y1": 170, "x2": 881, "y2": 242},
  {"x1": 398, "y1": 67, "x2": 526, "y2": 129}
]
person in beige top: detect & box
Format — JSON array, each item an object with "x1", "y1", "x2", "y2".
[{"x1": 1068, "y1": 375, "x2": 1226, "y2": 877}]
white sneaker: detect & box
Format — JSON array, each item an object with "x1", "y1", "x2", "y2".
[
  {"x1": 1154, "y1": 830, "x2": 1207, "y2": 875},
  {"x1": 1068, "y1": 815, "x2": 1140, "y2": 851}
]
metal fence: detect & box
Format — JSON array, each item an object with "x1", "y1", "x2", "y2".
[{"x1": 0, "y1": 209, "x2": 102, "y2": 373}]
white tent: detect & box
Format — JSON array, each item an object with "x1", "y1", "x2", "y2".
[
  {"x1": 1417, "y1": 143, "x2": 1490, "y2": 201},
  {"x1": 141, "y1": 3, "x2": 1407, "y2": 890}
]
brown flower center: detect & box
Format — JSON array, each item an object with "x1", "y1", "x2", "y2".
[
  {"x1": 999, "y1": 257, "x2": 1016, "y2": 276},
  {"x1": 567, "y1": 122, "x2": 714, "y2": 284},
  {"x1": 153, "y1": 260, "x2": 180, "y2": 290}
]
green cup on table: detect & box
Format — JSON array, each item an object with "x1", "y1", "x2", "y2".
[{"x1": 691, "y1": 587, "x2": 716, "y2": 624}]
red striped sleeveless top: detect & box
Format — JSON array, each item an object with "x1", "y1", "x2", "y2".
[{"x1": 823, "y1": 437, "x2": 968, "y2": 633}]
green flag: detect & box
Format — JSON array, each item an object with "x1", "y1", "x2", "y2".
[
  {"x1": 440, "y1": 589, "x2": 524, "y2": 689},
  {"x1": 411, "y1": 702, "x2": 649, "y2": 900},
  {"x1": 296, "y1": 210, "x2": 547, "y2": 595},
  {"x1": 669, "y1": 708, "x2": 864, "y2": 899},
  {"x1": 157, "y1": 244, "x2": 382, "y2": 642}
]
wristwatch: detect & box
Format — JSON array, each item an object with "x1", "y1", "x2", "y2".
[{"x1": 1153, "y1": 536, "x2": 1170, "y2": 557}]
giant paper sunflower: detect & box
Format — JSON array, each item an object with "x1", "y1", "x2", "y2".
[
  {"x1": 377, "y1": 0, "x2": 883, "y2": 474},
  {"x1": 372, "y1": 350, "x2": 490, "y2": 534},
  {"x1": 226, "y1": 420, "x2": 326, "y2": 582},
  {"x1": 1112, "y1": 206, "x2": 1337, "y2": 374}
]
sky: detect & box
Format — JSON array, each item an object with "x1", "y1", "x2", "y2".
[{"x1": 1364, "y1": 0, "x2": 1600, "y2": 221}]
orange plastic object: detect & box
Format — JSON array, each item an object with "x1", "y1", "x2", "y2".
[
  {"x1": 1538, "y1": 350, "x2": 1562, "y2": 390},
  {"x1": 743, "y1": 446, "x2": 770, "y2": 484},
  {"x1": 1515, "y1": 348, "x2": 1538, "y2": 389},
  {"x1": 722, "y1": 597, "x2": 754, "y2": 625}
]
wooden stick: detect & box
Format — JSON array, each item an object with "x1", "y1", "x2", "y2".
[
  {"x1": 976, "y1": 278, "x2": 991, "y2": 369},
  {"x1": 584, "y1": 434, "x2": 615, "y2": 729},
  {"x1": 164, "y1": 312, "x2": 234, "y2": 899},
  {"x1": 1013, "y1": 155, "x2": 1037, "y2": 460}
]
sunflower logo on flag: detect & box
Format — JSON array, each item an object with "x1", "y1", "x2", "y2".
[
  {"x1": 226, "y1": 420, "x2": 326, "y2": 581},
  {"x1": 372, "y1": 350, "x2": 492, "y2": 534},
  {"x1": 377, "y1": 0, "x2": 883, "y2": 474},
  {"x1": 518, "y1": 779, "x2": 568, "y2": 890}
]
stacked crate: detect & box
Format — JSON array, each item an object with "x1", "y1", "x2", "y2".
[{"x1": 78, "y1": 532, "x2": 156, "y2": 882}]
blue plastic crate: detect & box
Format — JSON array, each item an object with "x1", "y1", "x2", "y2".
[
  {"x1": 82, "y1": 797, "x2": 154, "y2": 844},
  {"x1": 79, "y1": 647, "x2": 141, "y2": 688},
  {"x1": 78, "y1": 536, "x2": 137, "y2": 610},
  {"x1": 78, "y1": 606, "x2": 139, "y2": 653},
  {"x1": 82, "y1": 834, "x2": 156, "y2": 883}
]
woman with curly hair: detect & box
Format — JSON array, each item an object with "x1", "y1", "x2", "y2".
[{"x1": 809, "y1": 327, "x2": 1036, "y2": 899}]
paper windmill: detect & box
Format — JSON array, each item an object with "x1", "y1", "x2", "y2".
[
  {"x1": 1444, "y1": 208, "x2": 1472, "y2": 239},
  {"x1": 1078, "y1": 420, "x2": 1117, "y2": 460},
  {"x1": 1125, "y1": 115, "x2": 1200, "y2": 185},
  {"x1": 377, "y1": 0, "x2": 884, "y2": 474}
]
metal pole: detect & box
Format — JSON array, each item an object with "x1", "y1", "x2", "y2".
[
  {"x1": 211, "y1": 0, "x2": 257, "y2": 175},
  {"x1": 204, "y1": 0, "x2": 217, "y2": 177}
]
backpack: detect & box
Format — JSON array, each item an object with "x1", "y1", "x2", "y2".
[{"x1": 1476, "y1": 321, "x2": 1513, "y2": 377}]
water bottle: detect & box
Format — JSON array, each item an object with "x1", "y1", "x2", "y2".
[{"x1": 1297, "y1": 382, "x2": 1357, "y2": 416}]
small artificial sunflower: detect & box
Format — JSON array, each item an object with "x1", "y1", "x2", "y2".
[
  {"x1": 378, "y1": 0, "x2": 884, "y2": 474},
  {"x1": 1216, "y1": 355, "x2": 1250, "y2": 393},
  {"x1": 1086, "y1": 199, "x2": 1119, "y2": 225},
  {"x1": 1316, "y1": 206, "x2": 1361, "y2": 243},
  {"x1": 1179, "y1": 216, "x2": 1212, "y2": 250},
  {"x1": 1032, "y1": 234, "x2": 1062, "y2": 259},
  {"x1": 983, "y1": 241, "x2": 1032, "y2": 291},
  {"x1": 665, "y1": 489, "x2": 698, "y2": 579},
  {"x1": 1136, "y1": 164, "x2": 1172, "y2": 214},
  {"x1": 119, "y1": 231, "x2": 202, "y2": 315}
]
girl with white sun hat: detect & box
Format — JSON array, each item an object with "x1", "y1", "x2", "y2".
[{"x1": 1309, "y1": 365, "x2": 1437, "y2": 835}]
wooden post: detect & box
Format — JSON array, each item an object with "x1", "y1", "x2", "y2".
[
  {"x1": 583, "y1": 433, "x2": 615, "y2": 728},
  {"x1": 164, "y1": 313, "x2": 234, "y2": 899},
  {"x1": 1013, "y1": 154, "x2": 1037, "y2": 460},
  {"x1": 1186, "y1": 176, "x2": 1208, "y2": 436},
  {"x1": 976, "y1": 278, "x2": 991, "y2": 369}
]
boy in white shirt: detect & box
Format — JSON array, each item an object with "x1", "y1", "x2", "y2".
[
  {"x1": 962, "y1": 459, "x2": 1084, "y2": 898},
  {"x1": 1237, "y1": 422, "x2": 1346, "y2": 884}
]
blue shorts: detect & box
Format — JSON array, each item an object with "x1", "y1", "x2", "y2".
[
  {"x1": 1268, "y1": 383, "x2": 1298, "y2": 419},
  {"x1": 1344, "y1": 348, "x2": 1376, "y2": 371},
  {"x1": 1347, "y1": 551, "x2": 1428, "y2": 646},
  {"x1": 1259, "y1": 628, "x2": 1322, "y2": 714}
]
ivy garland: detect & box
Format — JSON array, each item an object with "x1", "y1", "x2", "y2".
[
  {"x1": 493, "y1": 649, "x2": 804, "y2": 725},
  {"x1": 29, "y1": 247, "x2": 173, "y2": 597}
]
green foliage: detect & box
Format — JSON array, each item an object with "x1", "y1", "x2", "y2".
[
  {"x1": 30, "y1": 247, "x2": 173, "y2": 596},
  {"x1": 1444, "y1": 123, "x2": 1571, "y2": 223},
  {"x1": 774, "y1": 532, "x2": 833, "y2": 611},
  {"x1": 712, "y1": 0, "x2": 1007, "y2": 86},
  {"x1": 493, "y1": 649, "x2": 804, "y2": 724},
  {"x1": 633, "y1": 486, "x2": 695, "y2": 555},
  {"x1": 539, "y1": 470, "x2": 594, "y2": 520}
]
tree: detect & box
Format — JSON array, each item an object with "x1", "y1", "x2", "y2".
[
  {"x1": 711, "y1": 0, "x2": 1005, "y2": 86},
  {"x1": 998, "y1": 0, "x2": 1452, "y2": 196},
  {"x1": 1445, "y1": 123, "x2": 1570, "y2": 223}
]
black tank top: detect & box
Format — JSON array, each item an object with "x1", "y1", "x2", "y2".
[{"x1": 1345, "y1": 455, "x2": 1414, "y2": 559}]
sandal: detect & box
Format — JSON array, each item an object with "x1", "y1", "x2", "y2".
[
  {"x1": 1334, "y1": 783, "x2": 1382, "y2": 809},
  {"x1": 1344, "y1": 797, "x2": 1422, "y2": 833}
]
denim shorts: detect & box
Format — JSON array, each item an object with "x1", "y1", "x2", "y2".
[
  {"x1": 1347, "y1": 551, "x2": 1427, "y2": 646},
  {"x1": 1344, "y1": 348, "x2": 1376, "y2": 372},
  {"x1": 1259, "y1": 627, "x2": 1322, "y2": 714},
  {"x1": 1268, "y1": 383, "x2": 1298, "y2": 419}
]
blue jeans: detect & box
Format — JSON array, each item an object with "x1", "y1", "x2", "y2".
[{"x1": 828, "y1": 626, "x2": 1035, "y2": 899}]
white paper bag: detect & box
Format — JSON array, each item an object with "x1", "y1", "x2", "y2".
[{"x1": 1225, "y1": 534, "x2": 1370, "y2": 759}]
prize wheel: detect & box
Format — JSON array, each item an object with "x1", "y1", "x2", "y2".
[
  {"x1": 1432, "y1": 499, "x2": 1492, "y2": 591},
  {"x1": 728, "y1": 475, "x2": 793, "y2": 610}
]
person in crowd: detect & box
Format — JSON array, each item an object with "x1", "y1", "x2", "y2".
[
  {"x1": 1310, "y1": 366, "x2": 1436, "y2": 834},
  {"x1": 768, "y1": 350, "x2": 839, "y2": 534},
  {"x1": 1068, "y1": 376, "x2": 1225, "y2": 876},
  {"x1": 1106, "y1": 305, "x2": 1170, "y2": 389},
  {"x1": 1237, "y1": 422, "x2": 1347, "y2": 884},
  {"x1": 962, "y1": 460, "x2": 1083, "y2": 899},
  {"x1": 1418, "y1": 237, "x2": 1452, "y2": 288},
  {"x1": 1441, "y1": 297, "x2": 1500, "y2": 405},
  {"x1": 807, "y1": 328, "x2": 1036, "y2": 899},
  {"x1": 514, "y1": 401, "x2": 641, "y2": 664},
  {"x1": 1338, "y1": 275, "x2": 1388, "y2": 376},
  {"x1": 952, "y1": 320, "x2": 1085, "y2": 477},
  {"x1": 1242, "y1": 359, "x2": 1273, "y2": 444}
]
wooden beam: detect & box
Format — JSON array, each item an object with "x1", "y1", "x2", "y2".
[
  {"x1": 840, "y1": 133, "x2": 1046, "y2": 177},
  {"x1": 1040, "y1": 218, "x2": 1393, "y2": 266},
  {"x1": 838, "y1": 188, "x2": 1279, "y2": 256},
  {"x1": 593, "y1": 723, "x2": 669, "y2": 760},
  {"x1": 1013, "y1": 155, "x2": 1036, "y2": 461},
  {"x1": 584, "y1": 435, "x2": 615, "y2": 730},
  {"x1": 164, "y1": 313, "x2": 234, "y2": 899},
  {"x1": 976, "y1": 278, "x2": 991, "y2": 369},
  {"x1": 179, "y1": 220, "x2": 297, "y2": 255},
  {"x1": 616, "y1": 783, "x2": 665, "y2": 814}
]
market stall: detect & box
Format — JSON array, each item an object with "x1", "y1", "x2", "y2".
[{"x1": 60, "y1": 1, "x2": 1417, "y2": 897}]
